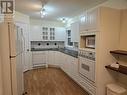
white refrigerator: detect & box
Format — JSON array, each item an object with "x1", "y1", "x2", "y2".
[{"x1": 0, "y1": 22, "x2": 24, "y2": 95}]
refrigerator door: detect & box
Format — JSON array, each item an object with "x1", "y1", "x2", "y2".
[
  {"x1": 11, "y1": 55, "x2": 24, "y2": 95},
  {"x1": 10, "y1": 57, "x2": 18, "y2": 95},
  {"x1": 0, "y1": 22, "x2": 13, "y2": 95}
]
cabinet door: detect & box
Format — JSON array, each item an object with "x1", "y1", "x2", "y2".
[
  {"x1": 71, "y1": 22, "x2": 80, "y2": 42},
  {"x1": 59, "y1": 52, "x2": 64, "y2": 70},
  {"x1": 32, "y1": 51, "x2": 47, "y2": 67},
  {"x1": 80, "y1": 12, "x2": 88, "y2": 31},
  {"x1": 60, "y1": 53, "x2": 67, "y2": 72},
  {"x1": 87, "y1": 8, "x2": 99, "y2": 31},
  {"x1": 65, "y1": 55, "x2": 71, "y2": 76},
  {"x1": 55, "y1": 27, "x2": 66, "y2": 41},
  {"x1": 30, "y1": 25, "x2": 42, "y2": 41},
  {"x1": 71, "y1": 58, "x2": 79, "y2": 82},
  {"x1": 48, "y1": 51, "x2": 55, "y2": 65},
  {"x1": 80, "y1": 8, "x2": 99, "y2": 32},
  {"x1": 54, "y1": 51, "x2": 61, "y2": 66}
]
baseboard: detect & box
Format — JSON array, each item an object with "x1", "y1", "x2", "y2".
[{"x1": 48, "y1": 64, "x2": 60, "y2": 68}]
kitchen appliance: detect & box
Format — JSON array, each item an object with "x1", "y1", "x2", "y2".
[
  {"x1": 85, "y1": 35, "x2": 95, "y2": 49},
  {"x1": 0, "y1": 22, "x2": 25, "y2": 95},
  {"x1": 79, "y1": 50, "x2": 95, "y2": 82},
  {"x1": 79, "y1": 49, "x2": 96, "y2": 95},
  {"x1": 80, "y1": 32, "x2": 96, "y2": 49}
]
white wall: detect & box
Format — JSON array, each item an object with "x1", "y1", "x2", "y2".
[{"x1": 14, "y1": 11, "x2": 30, "y2": 24}]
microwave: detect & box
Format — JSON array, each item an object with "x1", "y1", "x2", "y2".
[{"x1": 85, "y1": 35, "x2": 95, "y2": 49}]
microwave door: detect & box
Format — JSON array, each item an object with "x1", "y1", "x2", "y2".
[{"x1": 85, "y1": 36, "x2": 95, "y2": 49}]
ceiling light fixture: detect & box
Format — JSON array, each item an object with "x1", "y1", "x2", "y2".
[
  {"x1": 40, "y1": 8, "x2": 46, "y2": 18},
  {"x1": 59, "y1": 18, "x2": 67, "y2": 23},
  {"x1": 40, "y1": 0, "x2": 47, "y2": 18},
  {"x1": 62, "y1": 18, "x2": 66, "y2": 23}
]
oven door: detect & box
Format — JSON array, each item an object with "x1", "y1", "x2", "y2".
[{"x1": 79, "y1": 57, "x2": 95, "y2": 82}]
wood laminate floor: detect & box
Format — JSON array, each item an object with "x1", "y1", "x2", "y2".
[{"x1": 24, "y1": 68, "x2": 89, "y2": 95}]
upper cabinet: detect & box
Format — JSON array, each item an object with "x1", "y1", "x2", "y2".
[
  {"x1": 30, "y1": 26, "x2": 66, "y2": 41},
  {"x1": 71, "y1": 22, "x2": 80, "y2": 42},
  {"x1": 55, "y1": 27, "x2": 66, "y2": 41},
  {"x1": 30, "y1": 25, "x2": 42, "y2": 41},
  {"x1": 80, "y1": 8, "x2": 99, "y2": 33}
]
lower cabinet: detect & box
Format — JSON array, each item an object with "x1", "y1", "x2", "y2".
[
  {"x1": 48, "y1": 51, "x2": 61, "y2": 66},
  {"x1": 48, "y1": 51, "x2": 55, "y2": 66},
  {"x1": 60, "y1": 53, "x2": 79, "y2": 83},
  {"x1": 32, "y1": 51, "x2": 63, "y2": 67},
  {"x1": 32, "y1": 51, "x2": 48, "y2": 67},
  {"x1": 70, "y1": 57, "x2": 79, "y2": 82}
]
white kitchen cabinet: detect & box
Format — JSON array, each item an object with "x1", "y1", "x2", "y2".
[
  {"x1": 65, "y1": 55, "x2": 72, "y2": 76},
  {"x1": 59, "y1": 53, "x2": 79, "y2": 83},
  {"x1": 66, "y1": 55, "x2": 79, "y2": 82},
  {"x1": 87, "y1": 8, "x2": 99, "y2": 31},
  {"x1": 30, "y1": 25, "x2": 66, "y2": 41},
  {"x1": 71, "y1": 22, "x2": 80, "y2": 42},
  {"x1": 32, "y1": 51, "x2": 48, "y2": 67},
  {"x1": 55, "y1": 27, "x2": 66, "y2": 41},
  {"x1": 48, "y1": 51, "x2": 61, "y2": 67},
  {"x1": 80, "y1": 8, "x2": 99, "y2": 32},
  {"x1": 30, "y1": 25, "x2": 42, "y2": 41},
  {"x1": 80, "y1": 12, "x2": 88, "y2": 32},
  {"x1": 70, "y1": 57, "x2": 79, "y2": 82},
  {"x1": 48, "y1": 51, "x2": 55, "y2": 66},
  {"x1": 54, "y1": 51, "x2": 61, "y2": 66},
  {"x1": 59, "y1": 52, "x2": 67, "y2": 72}
]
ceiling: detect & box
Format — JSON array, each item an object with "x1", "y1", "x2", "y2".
[{"x1": 15, "y1": 0, "x2": 107, "y2": 21}]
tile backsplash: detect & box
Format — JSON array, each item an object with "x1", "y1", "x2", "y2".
[{"x1": 31, "y1": 41, "x2": 65, "y2": 49}]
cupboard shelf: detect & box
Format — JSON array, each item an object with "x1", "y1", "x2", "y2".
[
  {"x1": 110, "y1": 50, "x2": 127, "y2": 56},
  {"x1": 105, "y1": 65, "x2": 127, "y2": 75}
]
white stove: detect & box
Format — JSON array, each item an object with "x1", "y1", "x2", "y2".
[{"x1": 78, "y1": 49, "x2": 96, "y2": 95}]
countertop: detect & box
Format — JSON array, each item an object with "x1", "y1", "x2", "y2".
[{"x1": 31, "y1": 48, "x2": 78, "y2": 58}]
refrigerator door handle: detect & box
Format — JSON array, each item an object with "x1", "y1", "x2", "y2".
[{"x1": 10, "y1": 56, "x2": 16, "y2": 58}]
